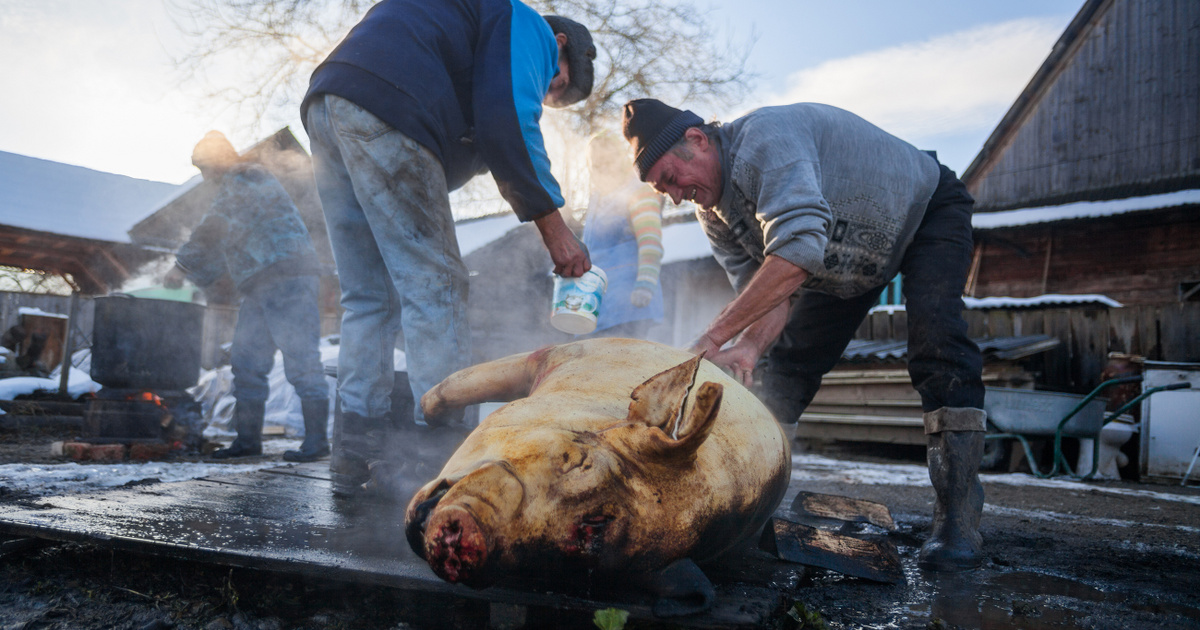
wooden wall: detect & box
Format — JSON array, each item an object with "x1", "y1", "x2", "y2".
[
  {"x1": 855, "y1": 303, "x2": 1200, "y2": 393},
  {"x1": 967, "y1": 0, "x2": 1200, "y2": 210},
  {"x1": 971, "y1": 207, "x2": 1200, "y2": 304}
]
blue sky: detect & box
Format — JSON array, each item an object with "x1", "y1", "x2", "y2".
[{"x1": 0, "y1": 0, "x2": 1084, "y2": 185}]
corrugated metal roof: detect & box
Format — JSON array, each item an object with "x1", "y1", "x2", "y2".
[{"x1": 842, "y1": 334, "x2": 1060, "y2": 363}]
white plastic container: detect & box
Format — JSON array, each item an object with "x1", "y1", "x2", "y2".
[{"x1": 550, "y1": 266, "x2": 608, "y2": 335}]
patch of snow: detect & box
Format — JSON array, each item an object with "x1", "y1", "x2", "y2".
[
  {"x1": 0, "y1": 456, "x2": 295, "y2": 497},
  {"x1": 16, "y1": 306, "x2": 68, "y2": 319},
  {"x1": 456, "y1": 213, "x2": 521, "y2": 257},
  {"x1": 791, "y1": 453, "x2": 1200, "y2": 507},
  {"x1": 662, "y1": 220, "x2": 715, "y2": 264},
  {"x1": 973, "y1": 189, "x2": 1200, "y2": 230},
  {"x1": 0, "y1": 365, "x2": 98, "y2": 401},
  {"x1": 963, "y1": 294, "x2": 1123, "y2": 309}
]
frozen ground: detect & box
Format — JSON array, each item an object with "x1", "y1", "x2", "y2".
[{"x1": 2, "y1": 425, "x2": 1199, "y2": 628}]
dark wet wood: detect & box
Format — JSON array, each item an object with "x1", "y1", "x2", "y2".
[
  {"x1": 0, "y1": 463, "x2": 791, "y2": 628},
  {"x1": 759, "y1": 518, "x2": 904, "y2": 585},
  {"x1": 790, "y1": 491, "x2": 896, "y2": 530}
]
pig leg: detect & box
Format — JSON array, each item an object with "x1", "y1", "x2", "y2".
[
  {"x1": 420, "y1": 351, "x2": 538, "y2": 417},
  {"x1": 637, "y1": 558, "x2": 715, "y2": 617}
]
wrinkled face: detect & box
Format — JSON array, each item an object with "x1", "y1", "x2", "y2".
[
  {"x1": 643, "y1": 129, "x2": 723, "y2": 208},
  {"x1": 406, "y1": 426, "x2": 645, "y2": 587}
]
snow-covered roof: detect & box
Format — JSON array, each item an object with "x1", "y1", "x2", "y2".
[
  {"x1": 454, "y1": 212, "x2": 716, "y2": 264},
  {"x1": 962, "y1": 294, "x2": 1123, "y2": 309},
  {"x1": 972, "y1": 189, "x2": 1200, "y2": 230},
  {"x1": 871, "y1": 294, "x2": 1123, "y2": 313},
  {"x1": 0, "y1": 150, "x2": 182, "y2": 243}
]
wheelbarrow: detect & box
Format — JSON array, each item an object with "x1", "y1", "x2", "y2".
[{"x1": 983, "y1": 376, "x2": 1192, "y2": 479}]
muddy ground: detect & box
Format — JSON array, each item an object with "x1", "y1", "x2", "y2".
[{"x1": 2, "y1": 425, "x2": 1199, "y2": 630}]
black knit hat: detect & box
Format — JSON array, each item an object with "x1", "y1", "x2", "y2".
[
  {"x1": 542, "y1": 15, "x2": 596, "y2": 107},
  {"x1": 622, "y1": 99, "x2": 704, "y2": 180}
]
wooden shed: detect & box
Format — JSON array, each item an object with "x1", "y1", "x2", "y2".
[{"x1": 962, "y1": 0, "x2": 1200, "y2": 307}]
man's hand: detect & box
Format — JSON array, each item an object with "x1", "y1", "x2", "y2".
[
  {"x1": 535, "y1": 211, "x2": 591, "y2": 278},
  {"x1": 707, "y1": 342, "x2": 761, "y2": 388},
  {"x1": 163, "y1": 266, "x2": 186, "y2": 289},
  {"x1": 686, "y1": 333, "x2": 721, "y2": 359}
]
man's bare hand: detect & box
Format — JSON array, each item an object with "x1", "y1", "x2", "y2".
[
  {"x1": 706, "y1": 342, "x2": 761, "y2": 388},
  {"x1": 535, "y1": 211, "x2": 591, "y2": 278},
  {"x1": 686, "y1": 334, "x2": 720, "y2": 359}
]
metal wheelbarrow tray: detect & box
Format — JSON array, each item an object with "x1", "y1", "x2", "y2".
[{"x1": 984, "y1": 387, "x2": 1107, "y2": 438}]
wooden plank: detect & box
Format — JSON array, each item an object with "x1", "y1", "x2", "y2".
[
  {"x1": 788, "y1": 492, "x2": 895, "y2": 531},
  {"x1": 795, "y1": 421, "x2": 926, "y2": 446},
  {"x1": 758, "y1": 518, "x2": 903, "y2": 584}
]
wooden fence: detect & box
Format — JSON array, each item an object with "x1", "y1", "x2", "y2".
[{"x1": 854, "y1": 303, "x2": 1200, "y2": 393}]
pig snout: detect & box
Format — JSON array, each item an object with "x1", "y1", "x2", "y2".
[{"x1": 424, "y1": 504, "x2": 491, "y2": 585}]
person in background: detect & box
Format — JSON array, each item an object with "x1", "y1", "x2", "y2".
[
  {"x1": 581, "y1": 131, "x2": 666, "y2": 339},
  {"x1": 165, "y1": 131, "x2": 329, "y2": 462},
  {"x1": 621, "y1": 98, "x2": 987, "y2": 572},
  {"x1": 301, "y1": 0, "x2": 595, "y2": 497}
]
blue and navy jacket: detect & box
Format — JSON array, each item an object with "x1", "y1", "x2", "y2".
[
  {"x1": 175, "y1": 163, "x2": 320, "y2": 292},
  {"x1": 301, "y1": 0, "x2": 565, "y2": 221}
]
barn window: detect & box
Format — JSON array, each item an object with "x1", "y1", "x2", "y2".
[{"x1": 1181, "y1": 281, "x2": 1200, "y2": 303}]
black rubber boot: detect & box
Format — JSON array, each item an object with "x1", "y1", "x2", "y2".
[
  {"x1": 284, "y1": 399, "x2": 331, "y2": 462},
  {"x1": 330, "y1": 411, "x2": 389, "y2": 497},
  {"x1": 212, "y1": 399, "x2": 265, "y2": 459},
  {"x1": 919, "y1": 430, "x2": 985, "y2": 571}
]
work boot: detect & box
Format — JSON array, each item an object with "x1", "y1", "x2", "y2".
[
  {"x1": 212, "y1": 399, "x2": 265, "y2": 459},
  {"x1": 330, "y1": 411, "x2": 389, "y2": 497},
  {"x1": 284, "y1": 398, "x2": 331, "y2": 462},
  {"x1": 919, "y1": 407, "x2": 987, "y2": 572}
]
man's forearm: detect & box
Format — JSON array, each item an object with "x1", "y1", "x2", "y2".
[{"x1": 703, "y1": 255, "x2": 808, "y2": 349}]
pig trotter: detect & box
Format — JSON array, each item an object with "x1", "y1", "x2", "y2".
[
  {"x1": 424, "y1": 505, "x2": 490, "y2": 586},
  {"x1": 639, "y1": 558, "x2": 715, "y2": 617}
]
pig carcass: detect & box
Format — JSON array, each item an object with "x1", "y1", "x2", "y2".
[{"x1": 404, "y1": 338, "x2": 790, "y2": 614}]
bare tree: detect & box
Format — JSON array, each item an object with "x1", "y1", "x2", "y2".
[{"x1": 169, "y1": 0, "x2": 754, "y2": 136}]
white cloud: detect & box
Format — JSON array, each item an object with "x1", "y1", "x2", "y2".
[{"x1": 764, "y1": 18, "x2": 1064, "y2": 141}]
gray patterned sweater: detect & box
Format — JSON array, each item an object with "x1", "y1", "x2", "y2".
[{"x1": 700, "y1": 103, "x2": 939, "y2": 299}]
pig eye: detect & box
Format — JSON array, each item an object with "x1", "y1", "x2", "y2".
[{"x1": 559, "y1": 449, "x2": 589, "y2": 474}]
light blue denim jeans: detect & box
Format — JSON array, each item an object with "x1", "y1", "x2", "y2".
[
  {"x1": 305, "y1": 94, "x2": 471, "y2": 425},
  {"x1": 231, "y1": 274, "x2": 327, "y2": 403}
]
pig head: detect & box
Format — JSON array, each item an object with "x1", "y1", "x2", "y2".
[{"x1": 404, "y1": 338, "x2": 791, "y2": 588}]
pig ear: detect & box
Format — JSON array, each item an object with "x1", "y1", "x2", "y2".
[
  {"x1": 627, "y1": 355, "x2": 703, "y2": 434},
  {"x1": 625, "y1": 356, "x2": 723, "y2": 460}
]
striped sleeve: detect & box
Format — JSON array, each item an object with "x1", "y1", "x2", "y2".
[{"x1": 628, "y1": 186, "x2": 664, "y2": 290}]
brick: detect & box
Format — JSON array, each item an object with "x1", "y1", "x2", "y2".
[
  {"x1": 88, "y1": 444, "x2": 127, "y2": 461},
  {"x1": 62, "y1": 442, "x2": 90, "y2": 460},
  {"x1": 129, "y1": 442, "x2": 171, "y2": 461}
]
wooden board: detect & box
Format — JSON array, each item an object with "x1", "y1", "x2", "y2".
[
  {"x1": 0, "y1": 463, "x2": 789, "y2": 628},
  {"x1": 759, "y1": 518, "x2": 903, "y2": 585},
  {"x1": 789, "y1": 491, "x2": 895, "y2": 531}
]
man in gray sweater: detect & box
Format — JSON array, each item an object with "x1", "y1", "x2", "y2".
[{"x1": 621, "y1": 99, "x2": 986, "y2": 572}]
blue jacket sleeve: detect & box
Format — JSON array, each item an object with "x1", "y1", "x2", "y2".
[
  {"x1": 472, "y1": 0, "x2": 565, "y2": 221},
  {"x1": 175, "y1": 212, "x2": 230, "y2": 288}
]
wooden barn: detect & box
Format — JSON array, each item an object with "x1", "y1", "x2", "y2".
[{"x1": 962, "y1": 0, "x2": 1200, "y2": 310}]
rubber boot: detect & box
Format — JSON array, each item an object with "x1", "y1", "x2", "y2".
[
  {"x1": 284, "y1": 398, "x2": 331, "y2": 462},
  {"x1": 330, "y1": 411, "x2": 389, "y2": 497},
  {"x1": 212, "y1": 399, "x2": 265, "y2": 459},
  {"x1": 919, "y1": 430, "x2": 986, "y2": 571}
]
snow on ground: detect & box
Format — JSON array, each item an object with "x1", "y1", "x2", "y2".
[
  {"x1": 0, "y1": 441, "x2": 301, "y2": 497},
  {"x1": 791, "y1": 452, "x2": 1200, "y2": 507}
]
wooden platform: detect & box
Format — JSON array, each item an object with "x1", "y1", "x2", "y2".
[{"x1": 0, "y1": 463, "x2": 802, "y2": 628}]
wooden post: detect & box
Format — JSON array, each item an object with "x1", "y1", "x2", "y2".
[{"x1": 57, "y1": 292, "x2": 80, "y2": 397}]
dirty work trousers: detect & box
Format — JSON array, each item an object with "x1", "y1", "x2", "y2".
[
  {"x1": 231, "y1": 274, "x2": 327, "y2": 404},
  {"x1": 762, "y1": 164, "x2": 985, "y2": 422},
  {"x1": 305, "y1": 94, "x2": 471, "y2": 425}
]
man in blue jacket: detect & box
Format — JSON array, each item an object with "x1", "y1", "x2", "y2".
[
  {"x1": 302, "y1": 0, "x2": 595, "y2": 497},
  {"x1": 166, "y1": 131, "x2": 329, "y2": 462}
]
